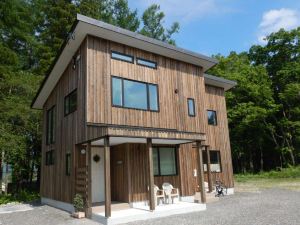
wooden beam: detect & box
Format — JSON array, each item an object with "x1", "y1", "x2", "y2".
[
  {"x1": 206, "y1": 146, "x2": 213, "y2": 193},
  {"x1": 147, "y1": 138, "x2": 155, "y2": 211},
  {"x1": 197, "y1": 141, "x2": 206, "y2": 203},
  {"x1": 104, "y1": 136, "x2": 111, "y2": 218},
  {"x1": 86, "y1": 142, "x2": 92, "y2": 217}
]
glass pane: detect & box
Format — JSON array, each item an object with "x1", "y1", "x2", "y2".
[
  {"x1": 207, "y1": 110, "x2": 217, "y2": 125},
  {"x1": 188, "y1": 99, "x2": 195, "y2": 116},
  {"x1": 149, "y1": 84, "x2": 158, "y2": 111},
  {"x1": 64, "y1": 97, "x2": 69, "y2": 115},
  {"x1": 152, "y1": 148, "x2": 159, "y2": 176},
  {"x1": 112, "y1": 77, "x2": 123, "y2": 106},
  {"x1": 124, "y1": 80, "x2": 147, "y2": 110},
  {"x1": 159, "y1": 147, "x2": 176, "y2": 175},
  {"x1": 111, "y1": 51, "x2": 133, "y2": 63},
  {"x1": 51, "y1": 107, "x2": 55, "y2": 143},
  {"x1": 210, "y1": 151, "x2": 221, "y2": 172},
  {"x1": 69, "y1": 91, "x2": 77, "y2": 113},
  {"x1": 137, "y1": 58, "x2": 157, "y2": 68}
]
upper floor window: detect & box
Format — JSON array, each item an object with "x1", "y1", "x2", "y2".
[
  {"x1": 207, "y1": 110, "x2": 217, "y2": 125},
  {"x1": 111, "y1": 51, "x2": 134, "y2": 63},
  {"x1": 153, "y1": 147, "x2": 177, "y2": 176},
  {"x1": 137, "y1": 58, "x2": 157, "y2": 69},
  {"x1": 203, "y1": 150, "x2": 221, "y2": 172},
  {"x1": 64, "y1": 89, "x2": 77, "y2": 116},
  {"x1": 46, "y1": 106, "x2": 56, "y2": 145},
  {"x1": 187, "y1": 98, "x2": 195, "y2": 116},
  {"x1": 111, "y1": 76, "x2": 159, "y2": 111}
]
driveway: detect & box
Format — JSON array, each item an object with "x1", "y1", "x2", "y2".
[{"x1": 0, "y1": 188, "x2": 299, "y2": 225}]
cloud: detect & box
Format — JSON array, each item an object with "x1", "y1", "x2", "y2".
[
  {"x1": 258, "y1": 8, "x2": 300, "y2": 43},
  {"x1": 135, "y1": 0, "x2": 234, "y2": 23}
]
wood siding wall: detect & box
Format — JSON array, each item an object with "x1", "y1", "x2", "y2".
[
  {"x1": 86, "y1": 35, "x2": 207, "y2": 134},
  {"x1": 40, "y1": 39, "x2": 87, "y2": 203},
  {"x1": 203, "y1": 85, "x2": 234, "y2": 188}
]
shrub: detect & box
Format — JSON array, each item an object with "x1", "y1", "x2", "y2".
[{"x1": 73, "y1": 194, "x2": 84, "y2": 212}]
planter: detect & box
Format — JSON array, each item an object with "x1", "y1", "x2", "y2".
[{"x1": 72, "y1": 211, "x2": 85, "y2": 219}]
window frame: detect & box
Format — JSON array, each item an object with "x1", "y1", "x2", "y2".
[
  {"x1": 153, "y1": 146, "x2": 178, "y2": 177},
  {"x1": 202, "y1": 150, "x2": 222, "y2": 173},
  {"x1": 111, "y1": 76, "x2": 160, "y2": 112},
  {"x1": 187, "y1": 98, "x2": 196, "y2": 117},
  {"x1": 207, "y1": 110, "x2": 218, "y2": 126},
  {"x1": 111, "y1": 50, "x2": 134, "y2": 63},
  {"x1": 64, "y1": 89, "x2": 77, "y2": 116},
  {"x1": 66, "y1": 153, "x2": 71, "y2": 176},
  {"x1": 46, "y1": 105, "x2": 56, "y2": 145},
  {"x1": 45, "y1": 150, "x2": 54, "y2": 166},
  {"x1": 136, "y1": 57, "x2": 157, "y2": 69}
]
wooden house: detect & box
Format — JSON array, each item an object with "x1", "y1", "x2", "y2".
[{"x1": 31, "y1": 14, "x2": 236, "y2": 223}]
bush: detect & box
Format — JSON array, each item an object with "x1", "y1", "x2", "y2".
[
  {"x1": 235, "y1": 166, "x2": 300, "y2": 182},
  {"x1": 0, "y1": 190, "x2": 40, "y2": 205},
  {"x1": 73, "y1": 194, "x2": 84, "y2": 212}
]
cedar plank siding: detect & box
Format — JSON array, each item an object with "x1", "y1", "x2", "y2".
[
  {"x1": 86, "y1": 35, "x2": 206, "y2": 134},
  {"x1": 41, "y1": 39, "x2": 87, "y2": 203}
]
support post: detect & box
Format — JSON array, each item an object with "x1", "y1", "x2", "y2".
[
  {"x1": 86, "y1": 142, "x2": 92, "y2": 217},
  {"x1": 104, "y1": 136, "x2": 111, "y2": 218},
  {"x1": 147, "y1": 138, "x2": 155, "y2": 211},
  {"x1": 197, "y1": 141, "x2": 206, "y2": 203},
  {"x1": 206, "y1": 146, "x2": 213, "y2": 192}
]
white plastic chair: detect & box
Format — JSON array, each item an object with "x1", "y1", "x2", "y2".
[
  {"x1": 154, "y1": 185, "x2": 165, "y2": 206},
  {"x1": 162, "y1": 183, "x2": 179, "y2": 204}
]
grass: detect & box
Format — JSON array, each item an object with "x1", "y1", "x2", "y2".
[
  {"x1": 0, "y1": 190, "x2": 40, "y2": 205},
  {"x1": 234, "y1": 166, "x2": 300, "y2": 192}
]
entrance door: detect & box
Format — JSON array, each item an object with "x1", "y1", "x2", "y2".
[{"x1": 91, "y1": 147, "x2": 105, "y2": 203}]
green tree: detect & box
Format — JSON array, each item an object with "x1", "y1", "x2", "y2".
[{"x1": 140, "y1": 4, "x2": 179, "y2": 45}]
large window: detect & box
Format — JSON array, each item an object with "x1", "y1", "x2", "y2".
[
  {"x1": 45, "y1": 150, "x2": 54, "y2": 166},
  {"x1": 207, "y1": 110, "x2": 217, "y2": 125},
  {"x1": 111, "y1": 76, "x2": 159, "y2": 111},
  {"x1": 203, "y1": 150, "x2": 221, "y2": 172},
  {"x1": 64, "y1": 89, "x2": 77, "y2": 116},
  {"x1": 136, "y1": 58, "x2": 157, "y2": 69},
  {"x1": 187, "y1": 98, "x2": 195, "y2": 116},
  {"x1": 111, "y1": 51, "x2": 134, "y2": 63},
  {"x1": 46, "y1": 106, "x2": 56, "y2": 145},
  {"x1": 153, "y1": 147, "x2": 177, "y2": 176}
]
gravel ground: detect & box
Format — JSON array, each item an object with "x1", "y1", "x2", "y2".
[{"x1": 0, "y1": 188, "x2": 299, "y2": 225}]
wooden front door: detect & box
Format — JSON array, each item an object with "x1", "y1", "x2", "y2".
[{"x1": 110, "y1": 145, "x2": 129, "y2": 202}]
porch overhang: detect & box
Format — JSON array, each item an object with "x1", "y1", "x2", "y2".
[{"x1": 86, "y1": 124, "x2": 206, "y2": 146}]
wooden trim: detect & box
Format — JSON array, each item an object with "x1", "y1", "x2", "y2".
[
  {"x1": 147, "y1": 138, "x2": 155, "y2": 211},
  {"x1": 126, "y1": 144, "x2": 132, "y2": 202},
  {"x1": 205, "y1": 146, "x2": 213, "y2": 192},
  {"x1": 86, "y1": 142, "x2": 92, "y2": 217},
  {"x1": 104, "y1": 136, "x2": 111, "y2": 217},
  {"x1": 197, "y1": 141, "x2": 206, "y2": 203}
]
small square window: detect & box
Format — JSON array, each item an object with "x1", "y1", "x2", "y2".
[
  {"x1": 207, "y1": 110, "x2": 217, "y2": 125},
  {"x1": 203, "y1": 150, "x2": 221, "y2": 172}
]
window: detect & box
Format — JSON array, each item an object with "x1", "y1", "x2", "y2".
[
  {"x1": 136, "y1": 58, "x2": 157, "y2": 69},
  {"x1": 203, "y1": 150, "x2": 221, "y2": 172},
  {"x1": 111, "y1": 76, "x2": 159, "y2": 111},
  {"x1": 46, "y1": 106, "x2": 56, "y2": 145},
  {"x1": 187, "y1": 98, "x2": 195, "y2": 116},
  {"x1": 152, "y1": 147, "x2": 177, "y2": 176},
  {"x1": 66, "y1": 153, "x2": 71, "y2": 176},
  {"x1": 207, "y1": 110, "x2": 217, "y2": 125},
  {"x1": 111, "y1": 51, "x2": 134, "y2": 63},
  {"x1": 64, "y1": 89, "x2": 77, "y2": 116},
  {"x1": 45, "y1": 150, "x2": 54, "y2": 166}
]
